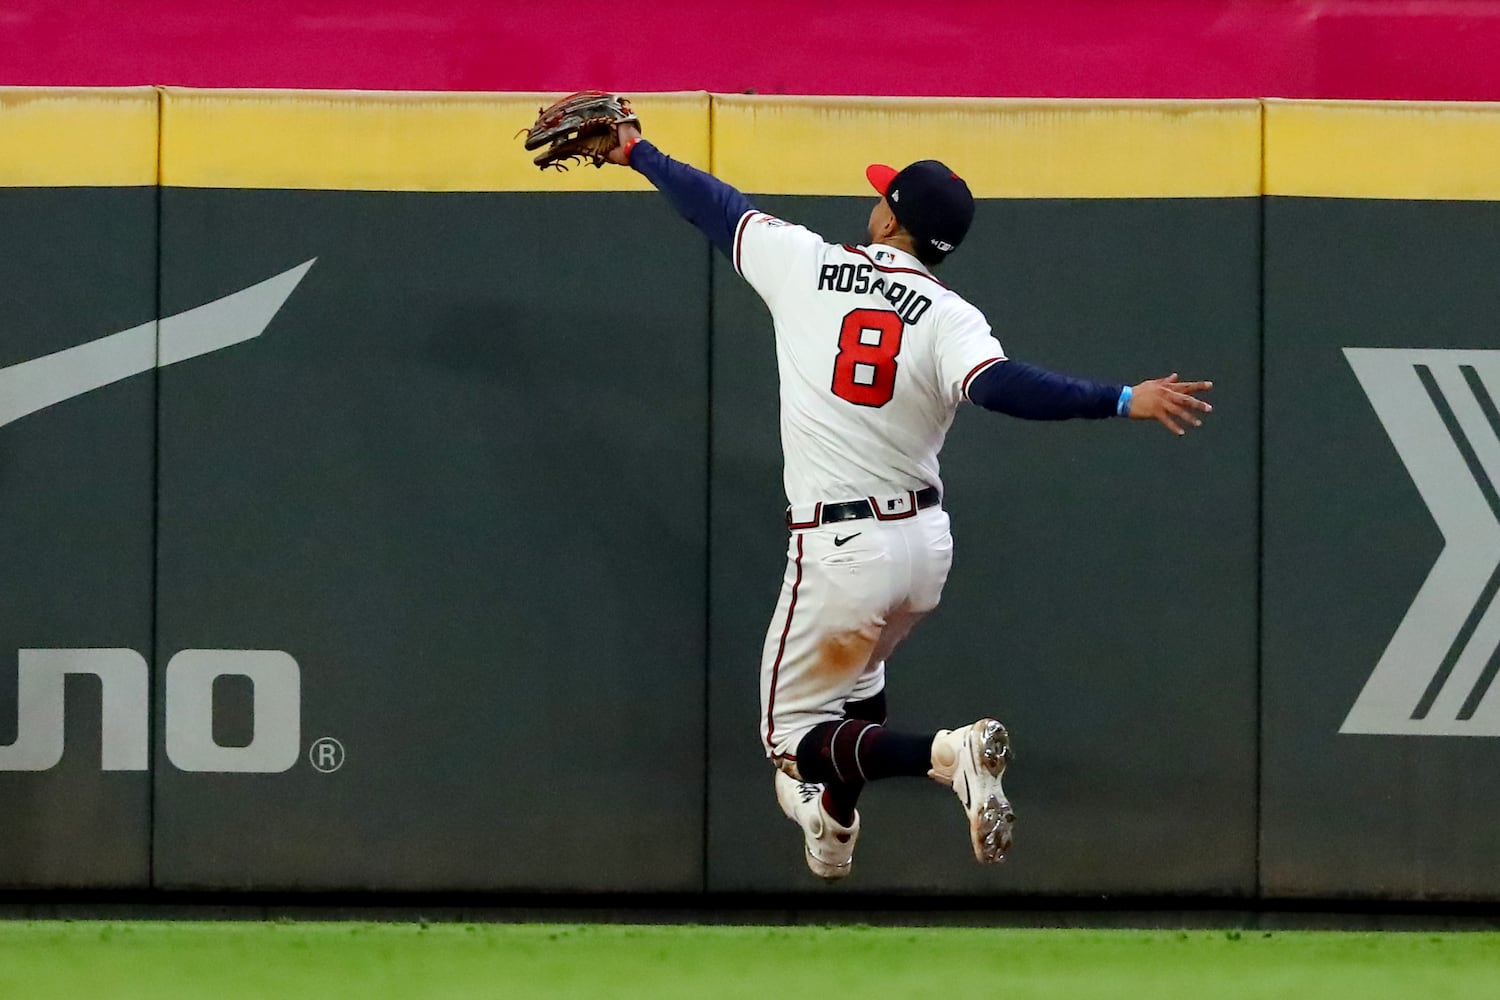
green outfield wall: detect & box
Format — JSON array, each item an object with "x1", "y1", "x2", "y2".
[{"x1": 0, "y1": 90, "x2": 1497, "y2": 901}]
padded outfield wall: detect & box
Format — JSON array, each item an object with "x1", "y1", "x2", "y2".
[{"x1": 0, "y1": 90, "x2": 1496, "y2": 901}]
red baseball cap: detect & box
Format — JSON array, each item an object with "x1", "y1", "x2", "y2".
[{"x1": 864, "y1": 160, "x2": 975, "y2": 257}]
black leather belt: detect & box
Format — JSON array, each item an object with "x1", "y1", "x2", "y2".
[{"x1": 787, "y1": 486, "x2": 941, "y2": 528}]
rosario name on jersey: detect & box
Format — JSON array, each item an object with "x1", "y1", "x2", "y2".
[{"x1": 732, "y1": 211, "x2": 1007, "y2": 506}]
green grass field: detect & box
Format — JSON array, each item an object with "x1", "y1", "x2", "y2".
[{"x1": 0, "y1": 921, "x2": 1496, "y2": 999}]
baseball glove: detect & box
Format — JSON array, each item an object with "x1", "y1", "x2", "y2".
[{"x1": 521, "y1": 91, "x2": 639, "y2": 171}]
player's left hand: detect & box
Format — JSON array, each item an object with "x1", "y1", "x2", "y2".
[
  {"x1": 605, "y1": 123, "x2": 643, "y2": 166},
  {"x1": 520, "y1": 91, "x2": 639, "y2": 171},
  {"x1": 1126, "y1": 373, "x2": 1213, "y2": 435}
]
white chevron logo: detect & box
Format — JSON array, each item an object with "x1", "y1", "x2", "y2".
[
  {"x1": 1343, "y1": 348, "x2": 1500, "y2": 736},
  {"x1": 0, "y1": 259, "x2": 315, "y2": 430}
]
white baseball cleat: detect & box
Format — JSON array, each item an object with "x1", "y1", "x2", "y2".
[
  {"x1": 774, "y1": 770, "x2": 860, "y2": 880},
  {"x1": 929, "y1": 719, "x2": 1014, "y2": 864}
]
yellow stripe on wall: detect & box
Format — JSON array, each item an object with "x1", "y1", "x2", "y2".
[
  {"x1": 1265, "y1": 99, "x2": 1500, "y2": 200},
  {"x1": 711, "y1": 96, "x2": 1263, "y2": 198},
  {"x1": 0, "y1": 88, "x2": 158, "y2": 187},
  {"x1": 160, "y1": 88, "x2": 710, "y2": 191},
  {"x1": 11, "y1": 89, "x2": 1500, "y2": 201}
]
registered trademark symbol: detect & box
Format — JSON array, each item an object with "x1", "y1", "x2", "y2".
[{"x1": 308, "y1": 736, "x2": 345, "y2": 773}]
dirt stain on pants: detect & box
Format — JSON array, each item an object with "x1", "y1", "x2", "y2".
[{"x1": 816, "y1": 624, "x2": 881, "y2": 678}]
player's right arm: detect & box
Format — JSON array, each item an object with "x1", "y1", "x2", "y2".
[
  {"x1": 968, "y1": 358, "x2": 1211, "y2": 434},
  {"x1": 939, "y1": 307, "x2": 1213, "y2": 434}
]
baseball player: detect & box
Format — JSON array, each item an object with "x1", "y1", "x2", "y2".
[{"x1": 603, "y1": 122, "x2": 1212, "y2": 880}]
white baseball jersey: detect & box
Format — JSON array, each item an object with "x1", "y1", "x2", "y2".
[{"x1": 732, "y1": 210, "x2": 1007, "y2": 506}]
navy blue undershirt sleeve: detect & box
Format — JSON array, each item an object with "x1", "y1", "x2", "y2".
[
  {"x1": 629, "y1": 140, "x2": 755, "y2": 259},
  {"x1": 968, "y1": 359, "x2": 1125, "y2": 420}
]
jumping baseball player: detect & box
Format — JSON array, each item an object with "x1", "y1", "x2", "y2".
[{"x1": 598, "y1": 117, "x2": 1212, "y2": 880}]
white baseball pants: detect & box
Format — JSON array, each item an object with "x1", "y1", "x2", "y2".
[{"x1": 759, "y1": 501, "x2": 954, "y2": 772}]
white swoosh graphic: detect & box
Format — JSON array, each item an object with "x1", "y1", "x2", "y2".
[
  {"x1": 1342, "y1": 347, "x2": 1500, "y2": 735},
  {"x1": 0, "y1": 258, "x2": 315, "y2": 430}
]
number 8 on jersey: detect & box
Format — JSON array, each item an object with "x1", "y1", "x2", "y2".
[{"x1": 832, "y1": 309, "x2": 904, "y2": 407}]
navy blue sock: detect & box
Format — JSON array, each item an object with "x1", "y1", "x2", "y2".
[
  {"x1": 844, "y1": 690, "x2": 887, "y2": 724},
  {"x1": 797, "y1": 717, "x2": 935, "y2": 824}
]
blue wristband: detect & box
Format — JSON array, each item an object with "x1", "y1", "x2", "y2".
[{"x1": 1116, "y1": 385, "x2": 1133, "y2": 417}]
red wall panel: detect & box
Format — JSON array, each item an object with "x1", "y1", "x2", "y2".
[{"x1": 3, "y1": 0, "x2": 1499, "y2": 100}]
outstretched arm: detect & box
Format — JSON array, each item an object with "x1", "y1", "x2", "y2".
[
  {"x1": 606, "y1": 123, "x2": 753, "y2": 259},
  {"x1": 969, "y1": 361, "x2": 1212, "y2": 435}
]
